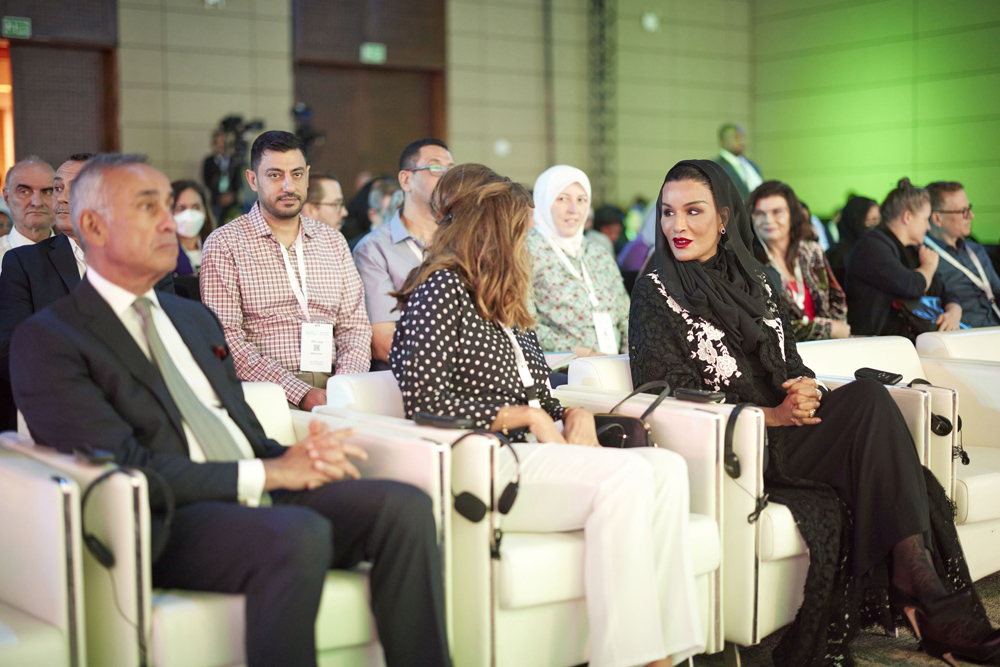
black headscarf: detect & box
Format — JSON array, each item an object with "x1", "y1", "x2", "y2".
[
  {"x1": 836, "y1": 195, "x2": 877, "y2": 250},
  {"x1": 653, "y1": 159, "x2": 771, "y2": 353}
]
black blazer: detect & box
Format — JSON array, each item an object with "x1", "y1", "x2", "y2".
[
  {"x1": 0, "y1": 235, "x2": 174, "y2": 426},
  {"x1": 711, "y1": 155, "x2": 762, "y2": 202},
  {"x1": 10, "y1": 278, "x2": 286, "y2": 512}
]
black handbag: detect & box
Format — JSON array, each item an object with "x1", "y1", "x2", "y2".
[
  {"x1": 593, "y1": 381, "x2": 672, "y2": 448},
  {"x1": 893, "y1": 296, "x2": 970, "y2": 337}
]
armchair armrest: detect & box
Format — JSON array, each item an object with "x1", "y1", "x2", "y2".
[
  {"x1": 1, "y1": 433, "x2": 151, "y2": 667},
  {"x1": 919, "y1": 358, "x2": 1000, "y2": 449},
  {"x1": 0, "y1": 446, "x2": 85, "y2": 666}
]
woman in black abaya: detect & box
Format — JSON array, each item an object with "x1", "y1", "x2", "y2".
[{"x1": 628, "y1": 159, "x2": 999, "y2": 666}]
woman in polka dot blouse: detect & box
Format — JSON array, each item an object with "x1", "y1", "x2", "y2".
[{"x1": 390, "y1": 164, "x2": 704, "y2": 667}]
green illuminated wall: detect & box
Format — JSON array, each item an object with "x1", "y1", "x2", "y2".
[{"x1": 752, "y1": 0, "x2": 1000, "y2": 241}]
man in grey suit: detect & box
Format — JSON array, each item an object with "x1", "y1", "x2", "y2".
[{"x1": 11, "y1": 154, "x2": 451, "y2": 667}]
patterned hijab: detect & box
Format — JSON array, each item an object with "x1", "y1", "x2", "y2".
[
  {"x1": 532, "y1": 165, "x2": 592, "y2": 256},
  {"x1": 653, "y1": 159, "x2": 771, "y2": 353}
]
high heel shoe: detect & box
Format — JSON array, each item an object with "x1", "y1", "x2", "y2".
[{"x1": 888, "y1": 584, "x2": 970, "y2": 639}]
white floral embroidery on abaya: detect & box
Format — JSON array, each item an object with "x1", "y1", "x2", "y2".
[{"x1": 649, "y1": 272, "x2": 742, "y2": 390}]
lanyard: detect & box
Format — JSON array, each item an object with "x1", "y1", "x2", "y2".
[
  {"x1": 278, "y1": 226, "x2": 310, "y2": 321},
  {"x1": 541, "y1": 234, "x2": 600, "y2": 308},
  {"x1": 926, "y1": 236, "x2": 1000, "y2": 320},
  {"x1": 404, "y1": 238, "x2": 424, "y2": 262},
  {"x1": 502, "y1": 327, "x2": 542, "y2": 408}
]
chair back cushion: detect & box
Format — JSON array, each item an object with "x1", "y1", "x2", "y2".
[
  {"x1": 567, "y1": 354, "x2": 633, "y2": 390},
  {"x1": 326, "y1": 371, "x2": 405, "y2": 418},
  {"x1": 916, "y1": 327, "x2": 1000, "y2": 363},
  {"x1": 241, "y1": 382, "x2": 296, "y2": 446},
  {"x1": 797, "y1": 336, "x2": 925, "y2": 384}
]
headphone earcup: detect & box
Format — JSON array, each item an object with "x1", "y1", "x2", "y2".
[
  {"x1": 454, "y1": 491, "x2": 488, "y2": 523},
  {"x1": 498, "y1": 482, "x2": 519, "y2": 515},
  {"x1": 85, "y1": 534, "x2": 116, "y2": 569}
]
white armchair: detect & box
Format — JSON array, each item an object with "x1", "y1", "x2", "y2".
[
  {"x1": 5, "y1": 381, "x2": 449, "y2": 667},
  {"x1": 565, "y1": 354, "x2": 805, "y2": 659},
  {"x1": 797, "y1": 336, "x2": 1000, "y2": 581},
  {"x1": 0, "y1": 447, "x2": 86, "y2": 667},
  {"x1": 322, "y1": 370, "x2": 724, "y2": 665}
]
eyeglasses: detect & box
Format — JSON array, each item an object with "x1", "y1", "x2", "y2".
[
  {"x1": 316, "y1": 201, "x2": 345, "y2": 210},
  {"x1": 934, "y1": 205, "x2": 973, "y2": 219},
  {"x1": 405, "y1": 164, "x2": 451, "y2": 176}
]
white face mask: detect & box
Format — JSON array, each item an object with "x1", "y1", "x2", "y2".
[{"x1": 174, "y1": 209, "x2": 206, "y2": 238}]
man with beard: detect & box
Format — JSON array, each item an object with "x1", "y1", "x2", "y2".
[{"x1": 200, "y1": 132, "x2": 371, "y2": 410}]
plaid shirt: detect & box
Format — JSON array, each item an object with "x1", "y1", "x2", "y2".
[{"x1": 200, "y1": 203, "x2": 372, "y2": 404}]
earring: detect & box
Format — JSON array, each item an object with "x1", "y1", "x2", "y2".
[{"x1": 721, "y1": 227, "x2": 727, "y2": 235}]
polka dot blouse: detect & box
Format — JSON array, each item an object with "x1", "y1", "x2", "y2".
[{"x1": 390, "y1": 269, "x2": 565, "y2": 435}]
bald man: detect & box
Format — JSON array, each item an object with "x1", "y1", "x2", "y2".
[{"x1": 0, "y1": 156, "x2": 55, "y2": 271}]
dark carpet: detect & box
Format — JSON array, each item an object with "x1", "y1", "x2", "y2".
[{"x1": 697, "y1": 570, "x2": 1000, "y2": 666}]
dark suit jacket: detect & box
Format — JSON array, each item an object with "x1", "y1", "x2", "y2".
[
  {"x1": 0, "y1": 235, "x2": 174, "y2": 426},
  {"x1": 711, "y1": 154, "x2": 762, "y2": 201},
  {"x1": 10, "y1": 278, "x2": 286, "y2": 513}
]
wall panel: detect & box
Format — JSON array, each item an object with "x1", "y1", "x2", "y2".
[{"x1": 753, "y1": 0, "x2": 1000, "y2": 240}]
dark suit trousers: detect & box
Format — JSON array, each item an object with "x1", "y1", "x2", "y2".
[{"x1": 152, "y1": 480, "x2": 451, "y2": 667}]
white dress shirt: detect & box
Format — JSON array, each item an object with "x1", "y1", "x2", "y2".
[
  {"x1": 719, "y1": 148, "x2": 763, "y2": 192},
  {"x1": 87, "y1": 268, "x2": 267, "y2": 505},
  {"x1": 67, "y1": 236, "x2": 87, "y2": 277}
]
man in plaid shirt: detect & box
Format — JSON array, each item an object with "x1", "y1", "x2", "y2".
[{"x1": 201, "y1": 131, "x2": 371, "y2": 410}]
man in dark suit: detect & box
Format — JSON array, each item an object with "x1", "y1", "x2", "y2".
[
  {"x1": 0, "y1": 154, "x2": 173, "y2": 430},
  {"x1": 711, "y1": 123, "x2": 763, "y2": 201},
  {"x1": 10, "y1": 154, "x2": 450, "y2": 667}
]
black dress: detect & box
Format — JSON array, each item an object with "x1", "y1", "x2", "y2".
[
  {"x1": 389, "y1": 269, "x2": 564, "y2": 433},
  {"x1": 630, "y1": 268, "x2": 986, "y2": 666}
]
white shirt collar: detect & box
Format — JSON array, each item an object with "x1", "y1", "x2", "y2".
[
  {"x1": 86, "y1": 267, "x2": 162, "y2": 319},
  {"x1": 7, "y1": 226, "x2": 53, "y2": 248}
]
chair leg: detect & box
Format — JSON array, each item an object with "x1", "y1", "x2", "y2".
[{"x1": 724, "y1": 641, "x2": 742, "y2": 667}]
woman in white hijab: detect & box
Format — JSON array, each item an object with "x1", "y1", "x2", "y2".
[{"x1": 528, "y1": 165, "x2": 631, "y2": 357}]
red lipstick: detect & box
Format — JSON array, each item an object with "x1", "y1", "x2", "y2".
[{"x1": 672, "y1": 238, "x2": 691, "y2": 249}]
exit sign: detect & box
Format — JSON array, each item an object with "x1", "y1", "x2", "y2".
[
  {"x1": 359, "y1": 42, "x2": 387, "y2": 65},
  {"x1": 2, "y1": 16, "x2": 31, "y2": 39}
]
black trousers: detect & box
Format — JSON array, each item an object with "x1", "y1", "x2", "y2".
[{"x1": 152, "y1": 480, "x2": 451, "y2": 667}]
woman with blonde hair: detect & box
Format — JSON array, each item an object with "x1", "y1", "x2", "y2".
[{"x1": 390, "y1": 164, "x2": 703, "y2": 667}]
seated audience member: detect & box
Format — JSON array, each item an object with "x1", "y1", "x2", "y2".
[
  {"x1": 617, "y1": 204, "x2": 656, "y2": 293},
  {"x1": 924, "y1": 181, "x2": 1000, "y2": 328},
  {"x1": 171, "y1": 180, "x2": 216, "y2": 277},
  {"x1": 0, "y1": 206, "x2": 11, "y2": 237},
  {"x1": 586, "y1": 204, "x2": 625, "y2": 258},
  {"x1": 11, "y1": 153, "x2": 451, "y2": 667},
  {"x1": 300, "y1": 172, "x2": 346, "y2": 231},
  {"x1": 845, "y1": 179, "x2": 961, "y2": 339},
  {"x1": 800, "y1": 200, "x2": 833, "y2": 251},
  {"x1": 0, "y1": 156, "x2": 56, "y2": 270},
  {"x1": 0, "y1": 153, "x2": 173, "y2": 431},
  {"x1": 353, "y1": 139, "x2": 454, "y2": 366},
  {"x1": 391, "y1": 163, "x2": 703, "y2": 667},
  {"x1": 200, "y1": 131, "x2": 371, "y2": 411},
  {"x1": 748, "y1": 181, "x2": 849, "y2": 341},
  {"x1": 630, "y1": 159, "x2": 1000, "y2": 666},
  {"x1": 528, "y1": 165, "x2": 629, "y2": 357},
  {"x1": 827, "y1": 195, "x2": 879, "y2": 286}
]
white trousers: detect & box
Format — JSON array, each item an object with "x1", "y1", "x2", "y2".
[{"x1": 500, "y1": 443, "x2": 704, "y2": 667}]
